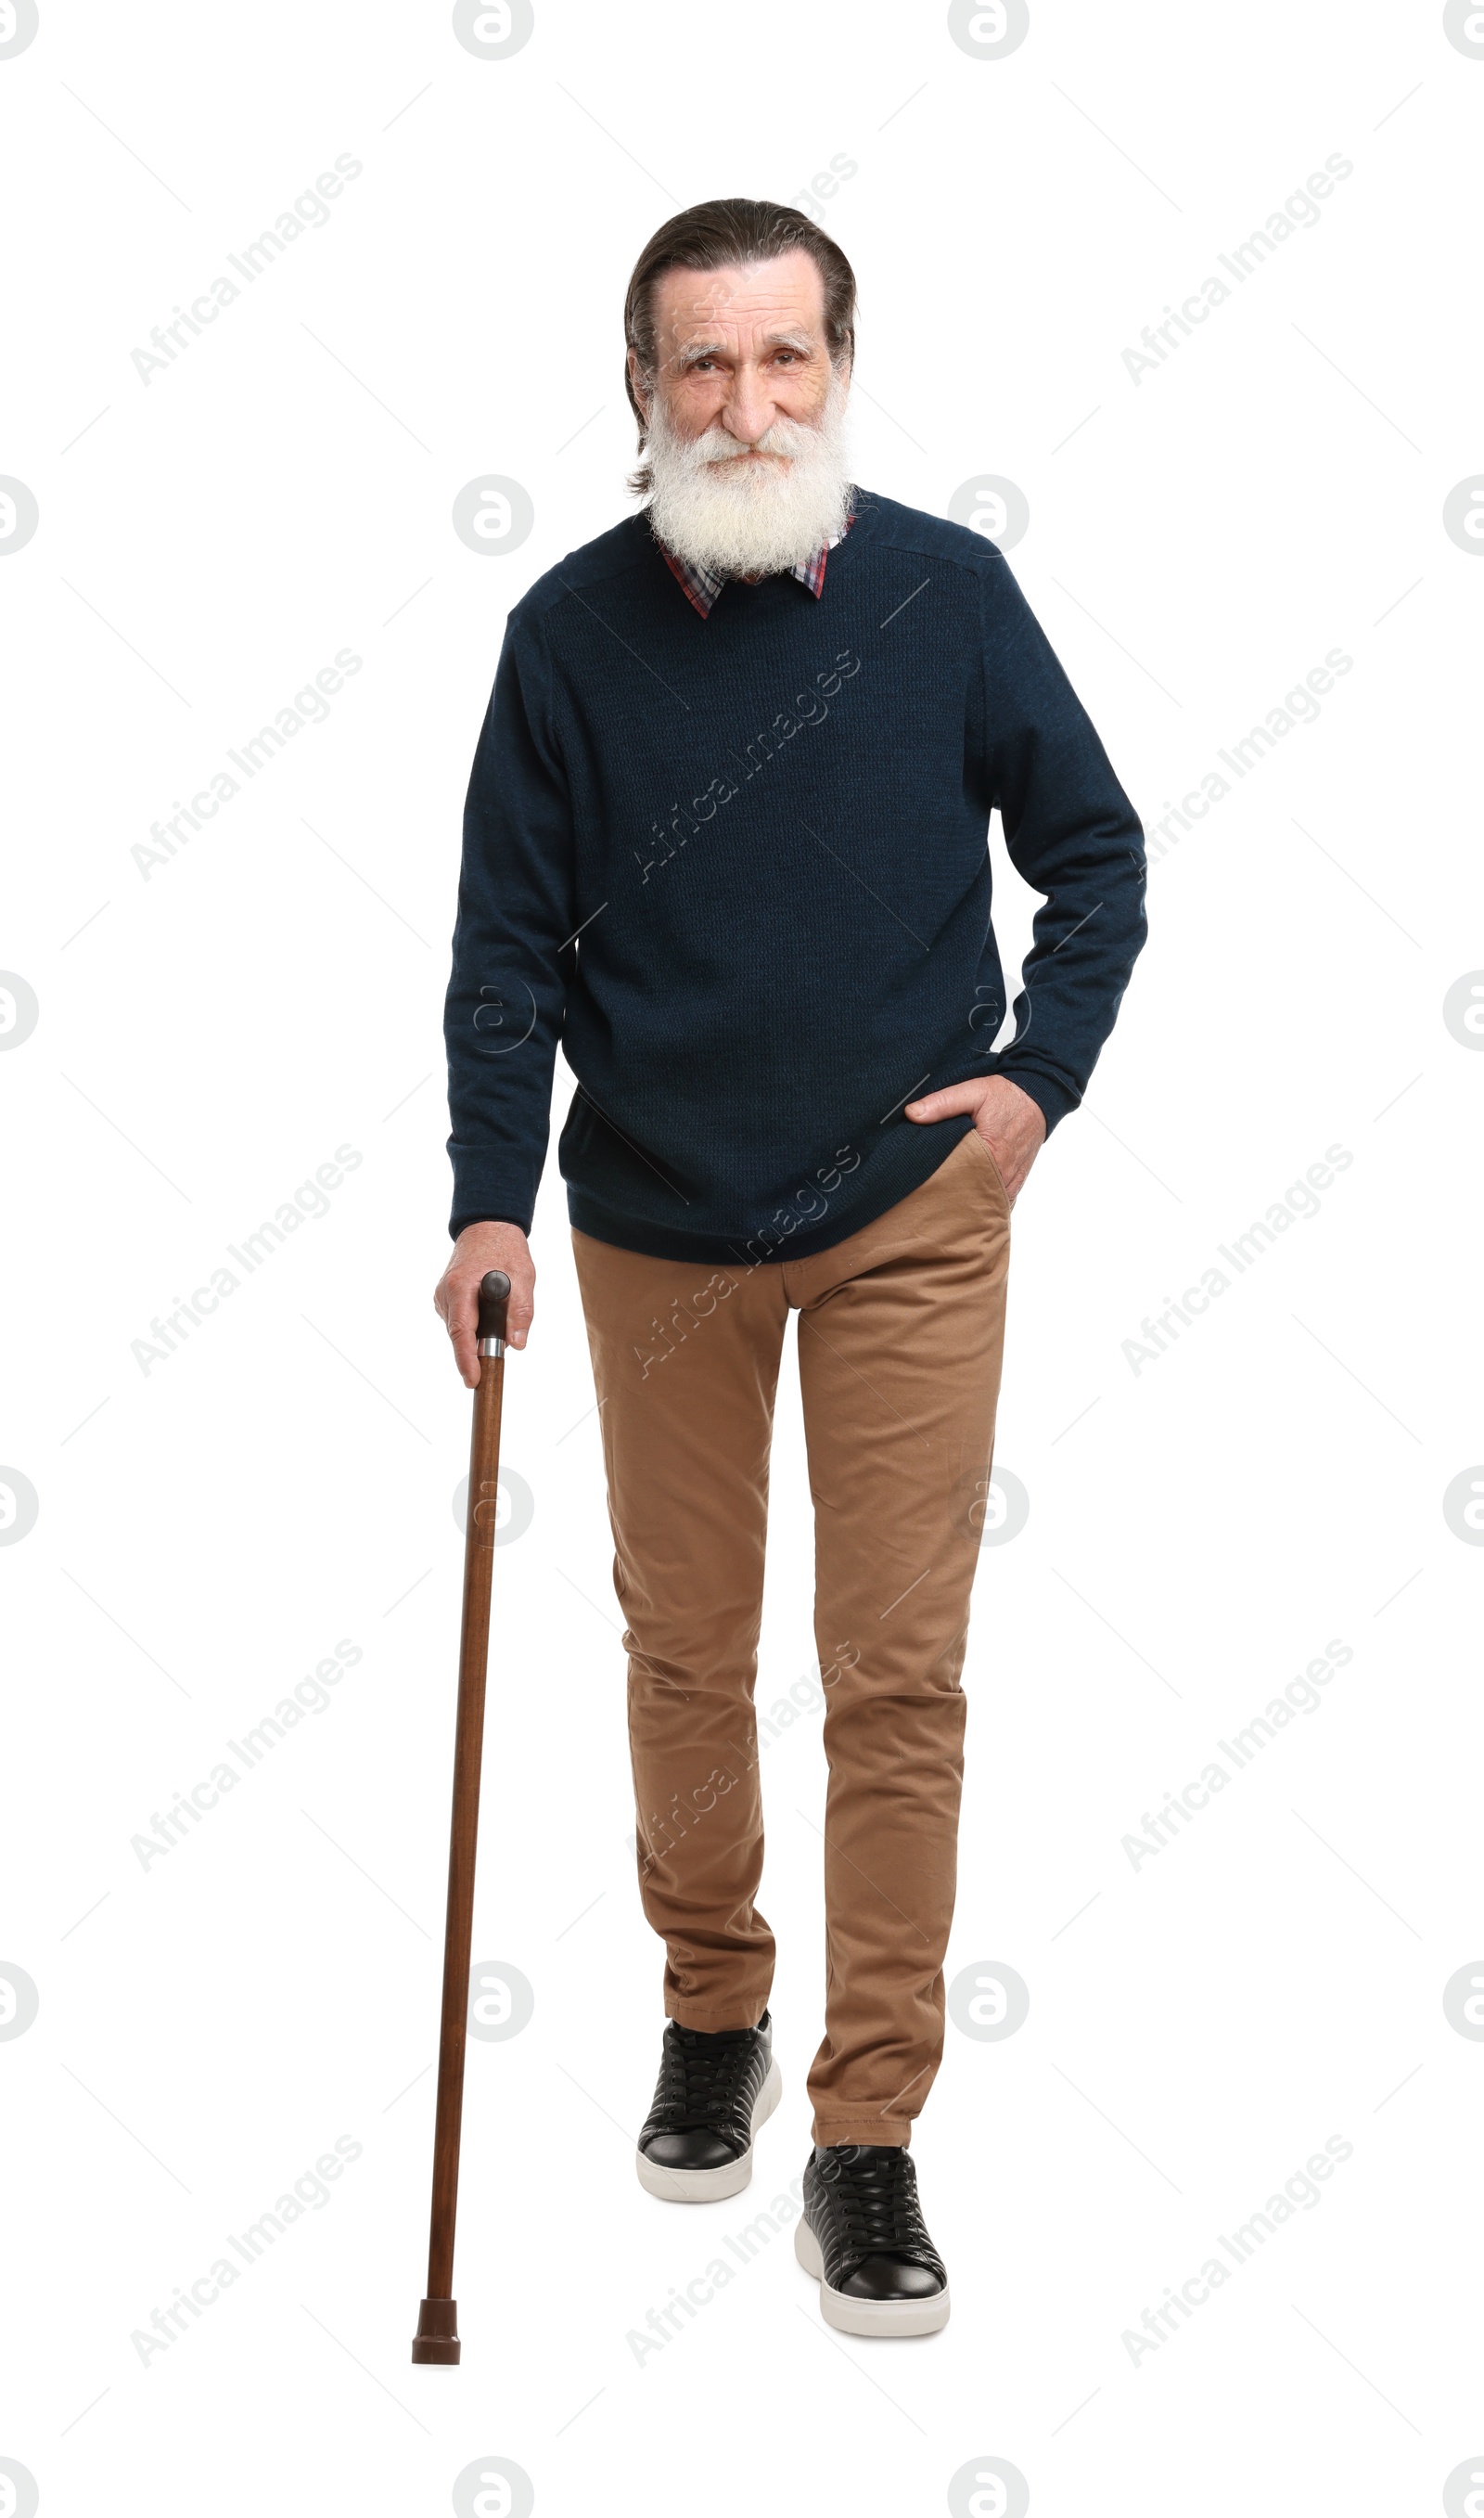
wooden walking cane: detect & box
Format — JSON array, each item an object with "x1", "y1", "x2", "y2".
[{"x1": 411, "y1": 1268, "x2": 512, "y2": 2366}]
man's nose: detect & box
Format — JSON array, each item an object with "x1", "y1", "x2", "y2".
[{"x1": 721, "y1": 375, "x2": 777, "y2": 445}]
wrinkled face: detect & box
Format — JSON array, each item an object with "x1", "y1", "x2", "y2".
[
  {"x1": 633, "y1": 248, "x2": 852, "y2": 578},
  {"x1": 633, "y1": 250, "x2": 841, "y2": 462}
]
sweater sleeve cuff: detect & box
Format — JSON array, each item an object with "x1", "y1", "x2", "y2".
[
  {"x1": 447, "y1": 1151, "x2": 539, "y2": 1241},
  {"x1": 450, "y1": 1210, "x2": 531, "y2": 1240},
  {"x1": 991, "y1": 1060, "x2": 1081, "y2": 1135}
]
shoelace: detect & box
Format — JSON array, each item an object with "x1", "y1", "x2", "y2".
[
  {"x1": 649, "y1": 2028, "x2": 758, "y2": 2132},
  {"x1": 821, "y1": 2148, "x2": 931, "y2": 2258}
]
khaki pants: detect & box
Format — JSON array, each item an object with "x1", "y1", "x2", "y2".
[{"x1": 572, "y1": 1127, "x2": 1011, "y2": 2146}]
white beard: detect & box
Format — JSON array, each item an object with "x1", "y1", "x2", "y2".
[{"x1": 643, "y1": 366, "x2": 853, "y2": 577}]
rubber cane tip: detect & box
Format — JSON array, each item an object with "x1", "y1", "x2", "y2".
[
  {"x1": 477, "y1": 1270, "x2": 511, "y2": 1343},
  {"x1": 411, "y1": 2296, "x2": 461, "y2": 2365}
]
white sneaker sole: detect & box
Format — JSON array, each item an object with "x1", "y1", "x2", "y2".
[
  {"x1": 635, "y1": 2053, "x2": 783, "y2": 2203},
  {"x1": 794, "y1": 2214, "x2": 951, "y2": 2335}
]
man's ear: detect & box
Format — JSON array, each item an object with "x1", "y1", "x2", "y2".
[{"x1": 626, "y1": 347, "x2": 649, "y2": 419}]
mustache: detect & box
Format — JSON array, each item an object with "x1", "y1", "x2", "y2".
[{"x1": 662, "y1": 415, "x2": 822, "y2": 470}]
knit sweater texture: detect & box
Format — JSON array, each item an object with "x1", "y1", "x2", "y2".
[{"x1": 444, "y1": 486, "x2": 1146, "y2": 1264}]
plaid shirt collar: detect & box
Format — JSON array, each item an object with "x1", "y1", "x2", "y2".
[{"x1": 654, "y1": 487, "x2": 857, "y2": 620}]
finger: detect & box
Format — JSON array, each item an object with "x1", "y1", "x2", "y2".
[
  {"x1": 447, "y1": 1276, "x2": 480, "y2": 1389},
  {"x1": 505, "y1": 1279, "x2": 535, "y2": 1352},
  {"x1": 904, "y1": 1083, "x2": 983, "y2": 1122}
]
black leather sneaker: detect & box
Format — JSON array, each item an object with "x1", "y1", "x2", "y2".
[
  {"x1": 795, "y1": 2143, "x2": 951, "y2": 2334},
  {"x1": 635, "y1": 2012, "x2": 781, "y2": 2202}
]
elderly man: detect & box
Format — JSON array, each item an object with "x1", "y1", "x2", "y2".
[{"x1": 436, "y1": 198, "x2": 1145, "y2": 2336}]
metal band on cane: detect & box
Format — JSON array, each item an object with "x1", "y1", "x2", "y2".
[{"x1": 476, "y1": 1274, "x2": 510, "y2": 1354}]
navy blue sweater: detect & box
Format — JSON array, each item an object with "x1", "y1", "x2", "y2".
[{"x1": 444, "y1": 488, "x2": 1145, "y2": 1265}]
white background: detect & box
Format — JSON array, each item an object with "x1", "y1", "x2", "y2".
[{"x1": 3, "y1": 3, "x2": 1482, "y2": 2512}]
